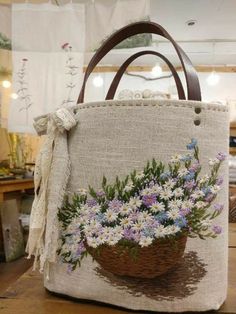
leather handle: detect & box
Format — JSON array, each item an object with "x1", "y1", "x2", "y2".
[
  {"x1": 106, "y1": 50, "x2": 186, "y2": 100},
  {"x1": 77, "y1": 21, "x2": 201, "y2": 103}
]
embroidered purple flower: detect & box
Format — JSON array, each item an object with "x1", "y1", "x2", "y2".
[
  {"x1": 202, "y1": 187, "x2": 211, "y2": 196},
  {"x1": 213, "y1": 203, "x2": 224, "y2": 213},
  {"x1": 216, "y1": 152, "x2": 226, "y2": 161},
  {"x1": 67, "y1": 264, "x2": 73, "y2": 274},
  {"x1": 142, "y1": 194, "x2": 157, "y2": 207},
  {"x1": 205, "y1": 193, "x2": 214, "y2": 202},
  {"x1": 212, "y1": 225, "x2": 222, "y2": 234},
  {"x1": 187, "y1": 138, "x2": 197, "y2": 150},
  {"x1": 189, "y1": 162, "x2": 200, "y2": 173},
  {"x1": 129, "y1": 211, "x2": 139, "y2": 222},
  {"x1": 96, "y1": 190, "x2": 106, "y2": 197},
  {"x1": 108, "y1": 199, "x2": 123, "y2": 212},
  {"x1": 216, "y1": 177, "x2": 224, "y2": 186},
  {"x1": 87, "y1": 199, "x2": 97, "y2": 207},
  {"x1": 184, "y1": 180, "x2": 196, "y2": 190},
  {"x1": 123, "y1": 228, "x2": 134, "y2": 240},
  {"x1": 76, "y1": 242, "x2": 86, "y2": 257},
  {"x1": 180, "y1": 207, "x2": 191, "y2": 217}
]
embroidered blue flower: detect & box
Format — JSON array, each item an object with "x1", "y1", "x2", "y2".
[
  {"x1": 96, "y1": 212, "x2": 105, "y2": 223},
  {"x1": 174, "y1": 217, "x2": 187, "y2": 228},
  {"x1": 181, "y1": 155, "x2": 192, "y2": 162},
  {"x1": 187, "y1": 138, "x2": 197, "y2": 150},
  {"x1": 202, "y1": 187, "x2": 211, "y2": 196},
  {"x1": 184, "y1": 172, "x2": 195, "y2": 181},
  {"x1": 142, "y1": 227, "x2": 155, "y2": 237},
  {"x1": 160, "y1": 171, "x2": 170, "y2": 180},
  {"x1": 155, "y1": 212, "x2": 168, "y2": 223}
]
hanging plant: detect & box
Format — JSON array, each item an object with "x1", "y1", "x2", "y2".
[{"x1": 0, "y1": 32, "x2": 11, "y2": 50}]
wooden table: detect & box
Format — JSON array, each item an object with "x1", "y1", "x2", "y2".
[
  {"x1": 0, "y1": 178, "x2": 34, "y2": 252},
  {"x1": 0, "y1": 178, "x2": 34, "y2": 203},
  {"x1": 0, "y1": 224, "x2": 235, "y2": 314}
]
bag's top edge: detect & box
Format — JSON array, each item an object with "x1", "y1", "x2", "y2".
[{"x1": 75, "y1": 99, "x2": 228, "y2": 113}]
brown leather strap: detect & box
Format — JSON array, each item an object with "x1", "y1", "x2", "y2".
[
  {"x1": 106, "y1": 50, "x2": 185, "y2": 100},
  {"x1": 77, "y1": 21, "x2": 201, "y2": 103}
]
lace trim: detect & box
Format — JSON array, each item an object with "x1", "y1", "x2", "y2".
[{"x1": 26, "y1": 105, "x2": 77, "y2": 272}]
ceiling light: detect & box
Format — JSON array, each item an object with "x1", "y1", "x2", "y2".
[
  {"x1": 186, "y1": 19, "x2": 197, "y2": 26},
  {"x1": 151, "y1": 64, "x2": 162, "y2": 77},
  {"x1": 93, "y1": 75, "x2": 104, "y2": 87},
  {"x1": 11, "y1": 93, "x2": 18, "y2": 99},
  {"x1": 206, "y1": 71, "x2": 220, "y2": 86},
  {"x1": 2, "y1": 80, "x2": 11, "y2": 88}
]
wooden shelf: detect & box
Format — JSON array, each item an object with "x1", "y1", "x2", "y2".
[{"x1": 230, "y1": 147, "x2": 236, "y2": 155}]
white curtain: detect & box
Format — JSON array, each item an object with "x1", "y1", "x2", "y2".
[
  {"x1": 85, "y1": 0, "x2": 150, "y2": 51},
  {"x1": 9, "y1": 3, "x2": 85, "y2": 133}
]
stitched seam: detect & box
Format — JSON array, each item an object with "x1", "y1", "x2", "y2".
[{"x1": 76, "y1": 101, "x2": 228, "y2": 113}]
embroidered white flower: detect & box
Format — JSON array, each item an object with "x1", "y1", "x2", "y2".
[
  {"x1": 191, "y1": 190, "x2": 205, "y2": 200},
  {"x1": 97, "y1": 233, "x2": 106, "y2": 244},
  {"x1": 209, "y1": 158, "x2": 220, "y2": 166},
  {"x1": 201, "y1": 218, "x2": 212, "y2": 228},
  {"x1": 89, "y1": 219, "x2": 101, "y2": 230},
  {"x1": 150, "y1": 184, "x2": 162, "y2": 194},
  {"x1": 124, "y1": 182, "x2": 134, "y2": 192},
  {"x1": 77, "y1": 188, "x2": 87, "y2": 196},
  {"x1": 210, "y1": 185, "x2": 221, "y2": 194},
  {"x1": 120, "y1": 203, "x2": 132, "y2": 216},
  {"x1": 132, "y1": 221, "x2": 145, "y2": 231},
  {"x1": 140, "y1": 187, "x2": 153, "y2": 196},
  {"x1": 165, "y1": 225, "x2": 181, "y2": 235},
  {"x1": 169, "y1": 199, "x2": 181, "y2": 210},
  {"x1": 178, "y1": 168, "x2": 189, "y2": 177},
  {"x1": 105, "y1": 209, "x2": 118, "y2": 222},
  {"x1": 182, "y1": 200, "x2": 194, "y2": 209},
  {"x1": 87, "y1": 237, "x2": 99, "y2": 248},
  {"x1": 164, "y1": 179, "x2": 176, "y2": 189},
  {"x1": 80, "y1": 204, "x2": 90, "y2": 212},
  {"x1": 139, "y1": 236, "x2": 153, "y2": 247},
  {"x1": 91, "y1": 204, "x2": 101, "y2": 213},
  {"x1": 170, "y1": 154, "x2": 182, "y2": 163},
  {"x1": 136, "y1": 171, "x2": 145, "y2": 179},
  {"x1": 195, "y1": 201, "x2": 208, "y2": 209},
  {"x1": 154, "y1": 225, "x2": 167, "y2": 238},
  {"x1": 173, "y1": 187, "x2": 184, "y2": 198},
  {"x1": 167, "y1": 208, "x2": 181, "y2": 220},
  {"x1": 150, "y1": 202, "x2": 165, "y2": 213},
  {"x1": 138, "y1": 211, "x2": 152, "y2": 222},
  {"x1": 120, "y1": 217, "x2": 133, "y2": 227},
  {"x1": 129, "y1": 197, "x2": 142, "y2": 208},
  {"x1": 160, "y1": 188, "x2": 173, "y2": 200},
  {"x1": 199, "y1": 175, "x2": 209, "y2": 184}
]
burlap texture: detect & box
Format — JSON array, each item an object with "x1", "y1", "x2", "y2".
[{"x1": 44, "y1": 99, "x2": 229, "y2": 312}]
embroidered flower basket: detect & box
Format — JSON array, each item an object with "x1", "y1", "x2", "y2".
[{"x1": 86, "y1": 235, "x2": 187, "y2": 278}]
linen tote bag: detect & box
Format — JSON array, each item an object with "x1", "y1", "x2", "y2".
[{"x1": 28, "y1": 21, "x2": 229, "y2": 312}]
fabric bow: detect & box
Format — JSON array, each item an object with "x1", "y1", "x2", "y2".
[{"x1": 26, "y1": 106, "x2": 77, "y2": 272}]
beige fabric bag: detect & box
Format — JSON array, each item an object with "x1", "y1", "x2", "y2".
[{"x1": 29, "y1": 21, "x2": 229, "y2": 312}]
